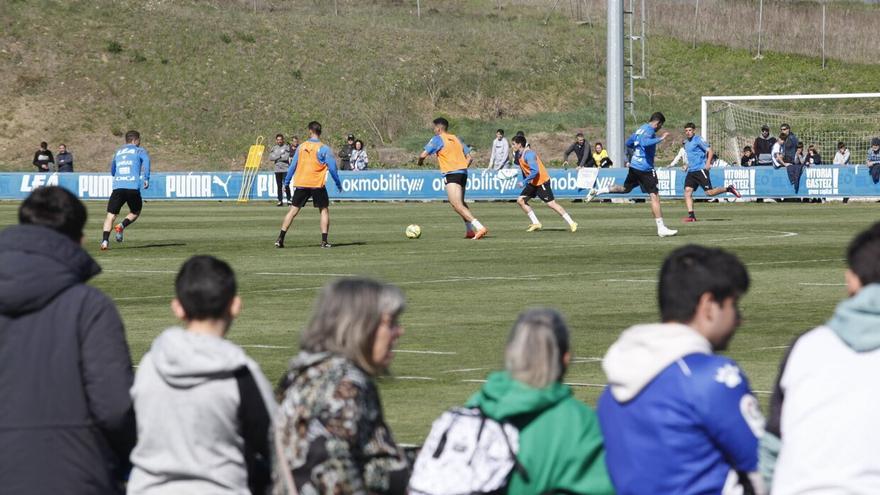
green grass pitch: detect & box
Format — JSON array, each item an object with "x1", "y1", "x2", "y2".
[{"x1": 0, "y1": 199, "x2": 870, "y2": 444}]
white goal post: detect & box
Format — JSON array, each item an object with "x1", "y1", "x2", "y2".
[{"x1": 701, "y1": 93, "x2": 880, "y2": 164}]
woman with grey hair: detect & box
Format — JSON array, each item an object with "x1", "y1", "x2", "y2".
[
  {"x1": 465, "y1": 309, "x2": 614, "y2": 495},
  {"x1": 273, "y1": 278, "x2": 410, "y2": 495}
]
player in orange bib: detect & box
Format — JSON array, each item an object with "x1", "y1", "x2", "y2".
[
  {"x1": 511, "y1": 135, "x2": 578, "y2": 233},
  {"x1": 417, "y1": 117, "x2": 488, "y2": 240},
  {"x1": 275, "y1": 121, "x2": 342, "y2": 249}
]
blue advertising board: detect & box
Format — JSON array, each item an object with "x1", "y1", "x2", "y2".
[{"x1": 1, "y1": 166, "x2": 878, "y2": 201}]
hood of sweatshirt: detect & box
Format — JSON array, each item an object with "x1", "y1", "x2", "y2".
[
  {"x1": 602, "y1": 323, "x2": 713, "y2": 403},
  {"x1": 0, "y1": 225, "x2": 101, "y2": 316},
  {"x1": 827, "y1": 284, "x2": 880, "y2": 352},
  {"x1": 465, "y1": 371, "x2": 571, "y2": 421},
  {"x1": 149, "y1": 327, "x2": 249, "y2": 388}
]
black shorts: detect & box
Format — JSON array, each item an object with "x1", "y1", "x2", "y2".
[
  {"x1": 443, "y1": 173, "x2": 468, "y2": 187},
  {"x1": 684, "y1": 170, "x2": 713, "y2": 191},
  {"x1": 107, "y1": 189, "x2": 143, "y2": 215},
  {"x1": 290, "y1": 187, "x2": 330, "y2": 209},
  {"x1": 623, "y1": 168, "x2": 659, "y2": 194},
  {"x1": 520, "y1": 182, "x2": 555, "y2": 203}
]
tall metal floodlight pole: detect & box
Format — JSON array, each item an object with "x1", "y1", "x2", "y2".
[{"x1": 607, "y1": 0, "x2": 625, "y2": 168}]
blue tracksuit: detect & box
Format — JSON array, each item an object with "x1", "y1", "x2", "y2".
[
  {"x1": 685, "y1": 135, "x2": 711, "y2": 172},
  {"x1": 598, "y1": 353, "x2": 761, "y2": 495},
  {"x1": 625, "y1": 123, "x2": 663, "y2": 172},
  {"x1": 110, "y1": 144, "x2": 150, "y2": 191}
]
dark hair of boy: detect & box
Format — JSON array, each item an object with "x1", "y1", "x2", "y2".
[
  {"x1": 432, "y1": 117, "x2": 449, "y2": 130},
  {"x1": 18, "y1": 186, "x2": 87, "y2": 241},
  {"x1": 175, "y1": 256, "x2": 237, "y2": 321},
  {"x1": 125, "y1": 130, "x2": 140, "y2": 143},
  {"x1": 847, "y1": 222, "x2": 880, "y2": 286},
  {"x1": 307, "y1": 121, "x2": 322, "y2": 136},
  {"x1": 496, "y1": 129, "x2": 504, "y2": 135},
  {"x1": 512, "y1": 135, "x2": 527, "y2": 147},
  {"x1": 658, "y1": 245, "x2": 750, "y2": 323},
  {"x1": 684, "y1": 122, "x2": 696, "y2": 130}
]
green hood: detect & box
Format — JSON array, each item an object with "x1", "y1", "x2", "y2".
[
  {"x1": 465, "y1": 371, "x2": 571, "y2": 421},
  {"x1": 827, "y1": 283, "x2": 880, "y2": 352}
]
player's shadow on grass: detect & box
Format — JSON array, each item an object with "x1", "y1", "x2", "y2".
[
  {"x1": 125, "y1": 243, "x2": 188, "y2": 249},
  {"x1": 696, "y1": 218, "x2": 732, "y2": 222},
  {"x1": 328, "y1": 241, "x2": 367, "y2": 248}
]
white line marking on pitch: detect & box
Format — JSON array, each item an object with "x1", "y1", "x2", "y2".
[
  {"x1": 572, "y1": 357, "x2": 603, "y2": 364},
  {"x1": 750, "y1": 345, "x2": 790, "y2": 351},
  {"x1": 393, "y1": 376, "x2": 436, "y2": 381},
  {"x1": 396, "y1": 350, "x2": 457, "y2": 355},
  {"x1": 241, "y1": 344, "x2": 292, "y2": 349},
  {"x1": 601, "y1": 279, "x2": 654, "y2": 283},
  {"x1": 442, "y1": 368, "x2": 488, "y2": 373},
  {"x1": 799, "y1": 283, "x2": 845, "y2": 286},
  {"x1": 105, "y1": 269, "x2": 177, "y2": 274}
]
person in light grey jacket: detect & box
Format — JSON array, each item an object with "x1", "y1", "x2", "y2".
[
  {"x1": 351, "y1": 139, "x2": 369, "y2": 171},
  {"x1": 269, "y1": 134, "x2": 292, "y2": 206},
  {"x1": 488, "y1": 129, "x2": 510, "y2": 170},
  {"x1": 128, "y1": 256, "x2": 276, "y2": 495}
]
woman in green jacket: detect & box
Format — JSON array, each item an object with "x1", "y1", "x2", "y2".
[{"x1": 467, "y1": 309, "x2": 615, "y2": 495}]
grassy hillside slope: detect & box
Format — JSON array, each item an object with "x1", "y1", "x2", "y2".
[{"x1": 1, "y1": 0, "x2": 877, "y2": 171}]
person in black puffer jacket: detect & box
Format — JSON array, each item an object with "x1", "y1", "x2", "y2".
[{"x1": 0, "y1": 186, "x2": 136, "y2": 495}]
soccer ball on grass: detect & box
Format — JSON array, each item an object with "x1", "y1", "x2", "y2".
[{"x1": 405, "y1": 224, "x2": 421, "y2": 239}]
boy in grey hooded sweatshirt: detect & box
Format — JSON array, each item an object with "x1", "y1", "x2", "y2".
[
  {"x1": 761, "y1": 221, "x2": 880, "y2": 494},
  {"x1": 128, "y1": 256, "x2": 276, "y2": 495}
]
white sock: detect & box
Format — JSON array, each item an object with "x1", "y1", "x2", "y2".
[
  {"x1": 655, "y1": 218, "x2": 665, "y2": 228},
  {"x1": 562, "y1": 213, "x2": 574, "y2": 226},
  {"x1": 471, "y1": 219, "x2": 484, "y2": 230},
  {"x1": 527, "y1": 211, "x2": 540, "y2": 224}
]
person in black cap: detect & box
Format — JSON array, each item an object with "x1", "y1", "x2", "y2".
[
  {"x1": 338, "y1": 134, "x2": 355, "y2": 171},
  {"x1": 753, "y1": 124, "x2": 775, "y2": 166}
]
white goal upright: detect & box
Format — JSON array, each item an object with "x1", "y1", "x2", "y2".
[{"x1": 701, "y1": 93, "x2": 880, "y2": 165}]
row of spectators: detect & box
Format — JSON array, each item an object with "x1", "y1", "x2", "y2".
[
  {"x1": 31, "y1": 141, "x2": 74, "y2": 172},
  {"x1": 5, "y1": 185, "x2": 880, "y2": 494},
  {"x1": 743, "y1": 124, "x2": 879, "y2": 167},
  {"x1": 488, "y1": 129, "x2": 613, "y2": 171}
]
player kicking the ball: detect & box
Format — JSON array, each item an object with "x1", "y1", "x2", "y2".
[
  {"x1": 275, "y1": 121, "x2": 342, "y2": 249},
  {"x1": 586, "y1": 112, "x2": 678, "y2": 238},
  {"x1": 101, "y1": 130, "x2": 150, "y2": 250},
  {"x1": 511, "y1": 135, "x2": 577, "y2": 232},
  {"x1": 680, "y1": 122, "x2": 741, "y2": 222},
  {"x1": 418, "y1": 117, "x2": 488, "y2": 240}
]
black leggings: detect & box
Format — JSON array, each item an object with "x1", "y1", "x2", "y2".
[{"x1": 274, "y1": 172, "x2": 291, "y2": 202}]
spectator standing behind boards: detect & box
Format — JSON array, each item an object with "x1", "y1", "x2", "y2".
[
  {"x1": 351, "y1": 139, "x2": 369, "y2": 171},
  {"x1": 563, "y1": 132, "x2": 595, "y2": 168},
  {"x1": 338, "y1": 133, "x2": 356, "y2": 171},
  {"x1": 741, "y1": 146, "x2": 757, "y2": 167},
  {"x1": 488, "y1": 128, "x2": 510, "y2": 171},
  {"x1": 761, "y1": 222, "x2": 880, "y2": 494},
  {"x1": 780, "y1": 123, "x2": 799, "y2": 163},
  {"x1": 593, "y1": 142, "x2": 612, "y2": 168},
  {"x1": 805, "y1": 144, "x2": 822, "y2": 165},
  {"x1": 459, "y1": 309, "x2": 614, "y2": 495},
  {"x1": 32, "y1": 141, "x2": 54, "y2": 171},
  {"x1": 598, "y1": 245, "x2": 765, "y2": 495},
  {"x1": 0, "y1": 186, "x2": 136, "y2": 495},
  {"x1": 289, "y1": 135, "x2": 300, "y2": 154},
  {"x1": 56, "y1": 143, "x2": 74, "y2": 172},
  {"x1": 269, "y1": 134, "x2": 292, "y2": 206},
  {"x1": 833, "y1": 141, "x2": 851, "y2": 165},
  {"x1": 867, "y1": 137, "x2": 880, "y2": 184},
  {"x1": 753, "y1": 124, "x2": 775, "y2": 166},
  {"x1": 273, "y1": 278, "x2": 410, "y2": 495},
  {"x1": 793, "y1": 142, "x2": 806, "y2": 165},
  {"x1": 127, "y1": 256, "x2": 275, "y2": 495}
]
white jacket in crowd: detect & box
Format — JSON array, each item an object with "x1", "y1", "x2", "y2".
[{"x1": 488, "y1": 136, "x2": 510, "y2": 170}]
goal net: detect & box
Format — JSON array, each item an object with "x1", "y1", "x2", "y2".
[{"x1": 701, "y1": 94, "x2": 880, "y2": 165}]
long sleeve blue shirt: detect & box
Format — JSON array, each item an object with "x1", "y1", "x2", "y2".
[
  {"x1": 626, "y1": 123, "x2": 663, "y2": 172},
  {"x1": 283, "y1": 138, "x2": 342, "y2": 190},
  {"x1": 110, "y1": 144, "x2": 151, "y2": 191}
]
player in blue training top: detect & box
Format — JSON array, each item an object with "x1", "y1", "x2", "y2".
[
  {"x1": 586, "y1": 112, "x2": 677, "y2": 237},
  {"x1": 101, "y1": 130, "x2": 150, "y2": 251},
  {"x1": 597, "y1": 245, "x2": 765, "y2": 495},
  {"x1": 680, "y1": 122, "x2": 742, "y2": 222}
]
